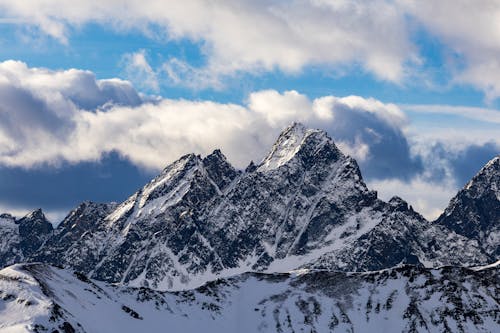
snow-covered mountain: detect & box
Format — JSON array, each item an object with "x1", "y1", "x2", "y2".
[
  {"x1": 436, "y1": 156, "x2": 499, "y2": 258},
  {"x1": 0, "y1": 123, "x2": 497, "y2": 292},
  {"x1": 0, "y1": 123, "x2": 498, "y2": 332},
  {"x1": 0, "y1": 210, "x2": 52, "y2": 268},
  {"x1": 0, "y1": 262, "x2": 498, "y2": 333}
]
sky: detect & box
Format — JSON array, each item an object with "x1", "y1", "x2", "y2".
[{"x1": 0, "y1": 0, "x2": 498, "y2": 222}]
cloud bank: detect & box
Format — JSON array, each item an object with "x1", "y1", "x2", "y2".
[{"x1": 0, "y1": 61, "x2": 416, "y2": 173}]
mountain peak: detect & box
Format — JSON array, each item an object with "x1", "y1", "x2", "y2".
[
  {"x1": 462, "y1": 154, "x2": 499, "y2": 193},
  {"x1": 473, "y1": 154, "x2": 498, "y2": 174},
  {"x1": 436, "y1": 155, "x2": 499, "y2": 258},
  {"x1": 0, "y1": 213, "x2": 14, "y2": 220},
  {"x1": 22, "y1": 208, "x2": 46, "y2": 221},
  {"x1": 258, "y1": 122, "x2": 341, "y2": 171},
  {"x1": 202, "y1": 149, "x2": 239, "y2": 191}
]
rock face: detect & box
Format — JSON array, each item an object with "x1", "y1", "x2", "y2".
[
  {"x1": 0, "y1": 123, "x2": 497, "y2": 292},
  {"x1": 0, "y1": 210, "x2": 52, "y2": 267},
  {"x1": 436, "y1": 156, "x2": 500, "y2": 257},
  {"x1": 0, "y1": 262, "x2": 498, "y2": 333}
]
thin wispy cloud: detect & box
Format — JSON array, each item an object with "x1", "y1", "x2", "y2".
[{"x1": 402, "y1": 104, "x2": 500, "y2": 124}]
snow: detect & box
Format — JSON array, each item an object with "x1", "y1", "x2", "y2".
[
  {"x1": 472, "y1": 259, "x2": 500, "y2": 271},
  {"x1": 1, "y1": 263, "x2": 498, "y2": 333},
  {"x1": 257, "y1": 123, "x2": 329, "y2": 172}
]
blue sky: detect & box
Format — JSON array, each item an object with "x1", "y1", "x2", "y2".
[{"x1": 0, "y1": 1, "x2": 498, "y2": 221}]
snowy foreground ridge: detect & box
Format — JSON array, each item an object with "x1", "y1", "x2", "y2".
[
  {"x1": 0, "y1": 263, "x2": 498, "y2": 333},
  {"x1": 0, "y1": 123, "x2": 498, "y2": 332}
]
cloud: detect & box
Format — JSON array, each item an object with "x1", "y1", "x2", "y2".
[
  {"x1": 122, "y1": 50, "x2": 159, "y2": 92},
  {"x1": 368, "y1": 139, "x2": 500, "y2": 220},
  {"x1": 4, "y1": 1, "x2": 500, "y2": 102},
  {"x1": 0, "y1": 61, "x2": 417, "y2": 177},
  {"x1": 418, "y1": 141, "x2": 500, "y2": 187},
  {"x1": 398, "y1": 0, "x2": 500, "y2": 102},
  {"x1": 160, "y1": 58, "x2": 225, "y2": 90},
  {"x1": 402, "y1": 104, "x2": 500, "y2": 124},
  {"x1": 0, "y1": 0, "x2": 414, "y2": 86},
  {"x1": 310, "y1": 96, "x2": 423, "y2": 180}
]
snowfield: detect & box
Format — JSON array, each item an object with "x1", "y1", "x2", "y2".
[{"x1": 0, "y1": 262, "x2": 498, "y2": 333}]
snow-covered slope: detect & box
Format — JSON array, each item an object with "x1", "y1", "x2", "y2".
[
  {"x1": 436, "y1": 156, "x2": 500, "y2": 257},
  {"x1": 0, "y1": 124, "x2": 497, "y2": 292},
  {"x1": 0, "y1": 263, "x2": 498, "y2": 333}
]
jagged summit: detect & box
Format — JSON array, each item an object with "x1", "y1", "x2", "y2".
[
  {"x1": 202, "y1": 149, "x2": 240, "y2": 191},
  {"x1": 257, "y1": 122, "x2": 341, "y2": 171},
  {"x1": 21, "y1": 208, "x2": 46, "y2": 221}
]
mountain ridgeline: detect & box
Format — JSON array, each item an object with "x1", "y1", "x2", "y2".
[
  {"x1": 0, "y1": 123, "x2": 497, "y2": 291},
  {"x1": 0, "y1": 123, "x2": 499, "y2": 333}
]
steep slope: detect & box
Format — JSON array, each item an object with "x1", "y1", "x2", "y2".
[
  {"x1": 35, "y1": 201, "x2": 117, "y2": 271},
  {"x1": 436, "y1": 156, "x2": 500, "y2": 258},
  {"x1": 0, "y1": 210, "x2": 53, "y2": 268},
  {"x1": 304, "y1": 196, "x2": 487, "y2": 272},
  {"x1": 0, "y1": 263, "x2": 498, "y2": 333},
  {"x1": 32, "y1": 150, "x2": 241, "y2": 290}
]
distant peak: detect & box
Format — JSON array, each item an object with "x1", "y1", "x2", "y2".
[
  {"x1": 389, "y1": 196, "x2": 406, "y2": 205},
  {"x1": 159, "y1": 153, "x2": 200, "y2": 176},
  {"x1": 203, "y1": 149, "x2": 228, "y2": 165},
  {"x1": 202, "y1": 149, "x2": 239, "y2": 191},
  {"x1": 245, "y1": 160, "x2": 257, "y2": 173},
  {"x1": 388, "y1": 196, "x2": 410, "y2": 212},
  {"x1": 25, "y1": 208, "x2": 46, "y2": 220},
  {"x1": 0, "y1": 213, "x2": 14, "y2": 220}
]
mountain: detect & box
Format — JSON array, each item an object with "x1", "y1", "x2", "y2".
[
  {"x1": 0, "y1": 210, "x2": 52, "y2": 267},
  {"x1": 436, "y1": 156, "x2": 499, "y2": 257},
  {"x1": 0, "y1": 123, "x2": 498, "y2": 332},
  {"x1": 0, "y1": 123, "x2": 496, "y2": 291},
  {"x1": 0, "y1": 262, "x2": 498, "y2": 332}
]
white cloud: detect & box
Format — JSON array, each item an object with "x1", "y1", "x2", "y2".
[
  {"x1": 3, "y1": 1, "x2": 500, "y2": 101},
  {"x1": 398, "y1": 0, "x2": 500, "y2": 102},
  {"x1": 248, "y1": 90, "x2": 313, "y2": 127},
  {"x1": 122, "y1": 50, "x2": 159, "y2": 92},
  {"x1": 0, "y1": 61, "x2": 412, "y2": 172},
  {"x1": 160, "y1": 57, "x2": 225, "y2": 90},
  {"x1": 0, "y1": 0, "x2": 414, "y2": 85},
  {"x1": 402, "y1": 104, "x2": 500, "y2": 125}
]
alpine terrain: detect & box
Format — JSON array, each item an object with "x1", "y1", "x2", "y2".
[{"x1": 0, "y1": 123, "x2": 498, "y2": 332}]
